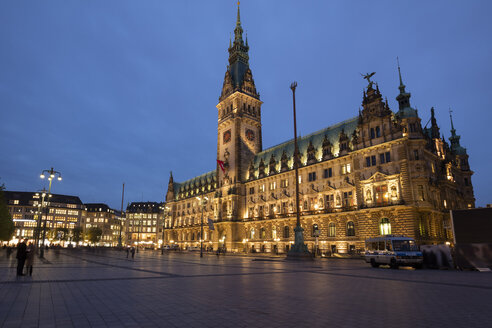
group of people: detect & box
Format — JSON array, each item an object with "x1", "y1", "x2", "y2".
[
  {"x1": 125, "y1": 246, "x2": 136, "y2": 259},
  {"x1": 14, "y1": 239, "x2": 35, "y2": 276}
]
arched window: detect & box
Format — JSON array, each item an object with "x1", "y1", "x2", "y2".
[
  {"x1": 312, "y1": 224, "x2": 319, "y2": 237},
  {"x1": 379, "y1": 218, "x2": 391, "y2": 235},
  {"x1": 328, "y1": 222, "x2": 336, "y2": 237},
  {"x1": 283, "y1": 226, "x2": 290, "y2": 238},
  {"x1": 347, "y1": 221, "x2": 355, "y2": 236},
  {"x1": 250, "y1": 228, "x2": 255, "y2": 240}
]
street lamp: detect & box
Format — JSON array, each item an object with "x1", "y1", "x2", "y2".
[
  {"x1": 39, "y1": 167, "x2": 62, "y2": 258},
  {"x1": 196, "y1": 196, "x2": 208, "y2": 258},
  {"x1": 286, "y1": 82, "x2": 311, "y2": 259},
  {"x1": 33, "y1": 189, "x2": 48, "y2": 249}
]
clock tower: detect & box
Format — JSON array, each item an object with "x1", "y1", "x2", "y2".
[{"x1": 216, "y1": 3, "x2": 262, "y2": 222}]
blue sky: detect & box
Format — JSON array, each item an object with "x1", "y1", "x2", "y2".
[{"x1": 1, "y1": 0, "x2": 491, "y2": 209}]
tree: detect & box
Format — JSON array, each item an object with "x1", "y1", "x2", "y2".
[
  {"x1": 0, "y1": 184, "x2": 14, "y2": 242},
  {"x1": 86, "y1": 227, "x2": 102, "y2": 245},
  {"x1": 71, "y1": 227, "x2": 83, "y2": 244}
]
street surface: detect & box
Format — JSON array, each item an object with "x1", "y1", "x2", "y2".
[{"x1": 1, "y1": 248, "x2": 491, "y2": 327}]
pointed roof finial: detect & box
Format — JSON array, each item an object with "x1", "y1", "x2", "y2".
[
  {"x1": 449, "y1": 107, "x2": 456, "y2": 134},
  {"x1": 245, "y1": 32, "x2": 248, "y2": 46},
  {"x1": 397, "y1": 56, "x2": 403, "y2": 86},
  {"x1": 236, "y1": 1, "x2": 241, "y2": 27}
]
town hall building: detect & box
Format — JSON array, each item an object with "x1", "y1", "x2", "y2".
[{"x1": 163, "y1": 5, "x2": 475, "y2": 254}]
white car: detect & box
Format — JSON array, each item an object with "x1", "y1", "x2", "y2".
[{"x1": 365, "y1": 235, "x2": 423, "y2": 269}]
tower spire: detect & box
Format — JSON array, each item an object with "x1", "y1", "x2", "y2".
[
  {"x1": 448, "y1": 107, "x2": 467, "y2": 155},
  {"x1": 449, "y1": 107, "x2": 456, "y2": 133},
  {"x1": 395, "y1": 57, "x2": 414, "y2": 114},
  {"x1": 236, "y1": 1, "x2": 241, "y2": 27},
  {"x1": 397, "y1": 56, "x2": 406, "y2": 93}
]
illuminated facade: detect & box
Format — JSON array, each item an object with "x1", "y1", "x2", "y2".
[
  {"x1": 125, "y1": 202, "x2": 163, "y2": 248},
  {"x1": 4, "y1": 191, "x2": 83, "y2": 243},
  {"x1": 83, "y1": 203, "x2": 123, "y2": 246},
  {"x1": 164, "y1": 5, "x2": 475, "y2": 254}
]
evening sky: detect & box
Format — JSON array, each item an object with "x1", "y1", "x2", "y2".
[{"x1": 1, "y1": 0, "x2": 491, "y2": 208}]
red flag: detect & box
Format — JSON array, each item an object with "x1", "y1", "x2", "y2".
[{"x1": 217, "y1": 160, "x2": 226, "y2": 173}]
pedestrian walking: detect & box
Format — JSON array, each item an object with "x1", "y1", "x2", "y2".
[
  {"x1": 16, "y1": 239, "x2": 28, "y2": 276},
  {"x1": 126, "y1": 247, "x2": 129, "y2": 258},
  {"x1": 25, "y1": 242, "x2": 34, "y2": 276},
  {"x1": 130, "y1": 246, "x2": 135, "y2": 259}
]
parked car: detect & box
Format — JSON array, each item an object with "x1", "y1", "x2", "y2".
[{"x1": 365, "y1": 235, "x2": 423, "y2": 269}]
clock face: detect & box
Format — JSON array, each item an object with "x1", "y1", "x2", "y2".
[
  {"x1": 246, "y1": 129, "x2": 255, "y2": 141},
  {"x1": 223, "y1": 130, "x2": 231, "y2": 144}
]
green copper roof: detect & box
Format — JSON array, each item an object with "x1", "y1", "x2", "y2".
[
  {"x1": 173, "y1": 170, "x2": 217, "y2": 198},
  {"x1": 248, "y1": 116, "x2": 359, "y2": 179}
]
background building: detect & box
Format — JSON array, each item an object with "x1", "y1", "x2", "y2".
[
  {"x1": 83, "y1": 203, "x2": 123, "y2": 246},
  {"x1": 126, "y1": 202, "x2": 162, "y2": 249},
  {"x1": 164, "y1": 6, "x2": 475, "y2": 254},
  {"x1": 4, "y1": 191, "x2": 83, "y2": 245}
]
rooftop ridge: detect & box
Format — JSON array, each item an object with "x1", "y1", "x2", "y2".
[{"x1": 257, "y1": 116, "x2": 359, "y2": 156}]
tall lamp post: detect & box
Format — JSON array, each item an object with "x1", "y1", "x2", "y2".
[
  {"x1": 286, "y1": 82, "x2": 312, "y2": 259},
  {"x1": 33, "y1": 189, "x2": 48, "y2": 250},
  {"x1": 39, "y1": 167, "x2": 62, "y2": 258},
  {"x1": 196, "y1": 196, "x2": 208, "y2": 258}
]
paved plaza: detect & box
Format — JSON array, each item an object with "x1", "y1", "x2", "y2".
[{"x1": 1, "y1": 249, "x2": 491, "y2": 328}]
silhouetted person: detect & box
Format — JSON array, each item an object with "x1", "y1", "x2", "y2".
[
  {"x1": 130, "y1": 247, "x2": 135, "y2": 259},
  {"x1": 16, "y1": 239, "x2": 27, "y2": 276},
  {"x1": 25, "y1": 242, "x2": 34, "y2": 276},
  {"x1": 126, "y1": 247, "x2": 129, "y2": 258}
]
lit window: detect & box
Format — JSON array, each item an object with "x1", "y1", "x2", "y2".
[
  {"x1": 328, "y1": 223, "x2": 336, "y2": 237},
  {"x1": 347, "y1": 221, "x2": 355, "y2": 236},
  {"x1": 379, "y1": 218, "x2": 391, "y2": 235},
  {"x1": 269, "y1": 181, "x2": 276, "y2": 190}
]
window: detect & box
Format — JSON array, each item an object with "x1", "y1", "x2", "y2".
[
  {"x1": 325, "y1": 194, "x2": 334, "y2": 209},
  {"x1": 323, "y1": 168, "x2": 332, "y2": 178},
  {"x1": 269, "y1": 204, "x2": 275, "y2": 215},
  {"x1": 341, "y1": 163, "x2": 351, "y2": 174},
  {"x1": 269, "y1": 181, "x2": 276, "y2": 190},
  {"x1": 298, "y1": 175, "x2": 302, "y2": 184},
  {"x1": 366, "y1": 156, "x2": 376, "y2": 167},
  {"x1": 249, "y1": 207, "x2": 254, "y2": 218},
  {"x1": 283, "y1": 226, "x2": 289, "y2": 238},
  {"x1": 370, "y1": 128, "x2": 375, "y2": 139},
  {"x1": 375, "y1": 126, "x2": 381, "y2": 138},
  {"x1": 281, "y1": 202, "x2": 287, "y2": 214},
  {"x1": 409, "y1": 123, "x2": 417, "y2": 132},
  {"x1": 418, "y1": 185, "x2": 425, "y2": 201},
  {"x1": 340, "y1": 142, "x2": 347, "y2": 151},
  {"x1": 258, "y1": 206, "x2": 264, "y2": 217},
  {"x1": 280, "y1": 179, "x2": 289, "y2": 188},
  {"x1": 249, "y1": 187, "x2": 255, "y2": 194},
  {"x1": 347, "y1": 221, "x2": 355, "y2": 236},
  {"x1": 414, "y1": 150, "x2": 419, "y2": 161},
  {"x1": 379, "y1": 152, "x2": 391, "y2": 164},
  {"x1": 260, "y1": 228, "x2": 266, "y2": 239},
  {"x1": 308, "y1": 172, "x2": 317, "y2": 182},
  {"x1": 343, "y1": 191, "x2": 353, "y2": 207},
  {"x1": 375, "y1": 185, "x2": 388, "y2": 205},
  {"x1": 259, "y1": 184, "x2": 265, "y2": 192},
  {"x1": 312, "y1": 224, "x2": 319, "y2": 237},
  {"x1": 328, "y1": 223, "x2": 336, "y2": 237},
  {"x1": 464, "y1": 178, "x2": 469, "y2": 186},
  {"x1": 379, "y1": 218, "x2": 391, "y2": 235},
  {"x1": 250, "y1": 228, "x2": 255, "y2": 239}
]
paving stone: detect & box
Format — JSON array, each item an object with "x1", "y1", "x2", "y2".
[{"x1": 1, "y1": 248, "x2": 492, "y2": 327}]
